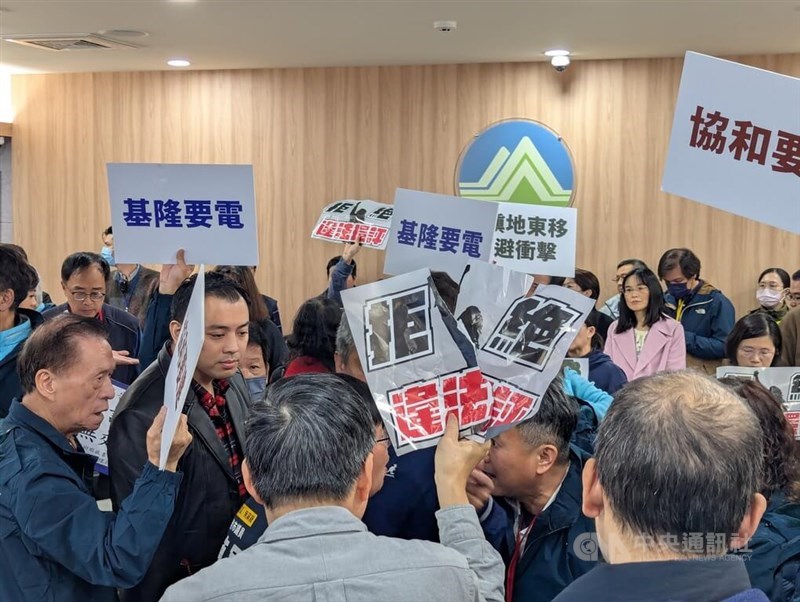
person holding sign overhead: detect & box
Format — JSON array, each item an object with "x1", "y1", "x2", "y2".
[
  {"x1": 0, "y1": 314, "x2": 192, "y2": 602},
  {"x1": 43, "y1": 252, "x2": 141, "y2": 385},
  {"x1": 108, "y1": 270, "x2": 251, "y2": 601},
  {"x1": 604, "y1": 267, "x2": 686, "y2": 381}
]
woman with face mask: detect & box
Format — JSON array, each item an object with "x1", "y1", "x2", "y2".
[{"x1": 751, "y1": 268, "x2": 791, "y2": 324}]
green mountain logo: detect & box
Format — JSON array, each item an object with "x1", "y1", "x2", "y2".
[{"x1": 458, "y1": 136, "x2": 572, "y2": 206}]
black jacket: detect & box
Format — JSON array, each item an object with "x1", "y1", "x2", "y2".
[
  {"x1": 107, "y1": 343, "x2": 250, "y2": 601},
  {"x1": 43, "y1": 303, "x2": 141, "y2": 385},
  {"x1": 0, "y1": 308, "x2": 44, "y2": 417}
]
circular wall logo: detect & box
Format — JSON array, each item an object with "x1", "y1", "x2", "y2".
[{"x1": 455, "y1": 119, "x2": 576, "y2": 207}]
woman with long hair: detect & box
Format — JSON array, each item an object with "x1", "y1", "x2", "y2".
[
  {"x1": 604, "y1": 267, "x2": 685, "y2": 380},
  {"x1": 725, "y1": 313, "x2": 782, "y2": 368},
  {"x1": 284, "y1": 297, "x2": 342, "y2": 377}
]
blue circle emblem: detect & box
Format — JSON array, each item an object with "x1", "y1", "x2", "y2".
[{"x1": 455, "y1": 119, "x2": 575, "y2": 207}]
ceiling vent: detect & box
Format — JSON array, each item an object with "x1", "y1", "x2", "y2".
[{"x1": 1, "y1": 34, "x2": 137, "y2": 51}]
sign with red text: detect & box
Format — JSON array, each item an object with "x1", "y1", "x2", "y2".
[
  {"x1": 342, "y1": 269, "x2": 490, "y2": 454},
  {"x1": 311, "y1": 200, "x2": 393, "y2": 249},
  {"x1": 663, "y1": 52, "x2": 800, "y2": 234},
  {"x1": 456, "y1": 261, "x2": 594, "y2": 438}
]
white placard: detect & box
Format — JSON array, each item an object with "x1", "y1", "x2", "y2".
[
  {"x1": 76, "y1": 381, "x2": 127, "y2": 475},
  {"x1": 108, "y1": 163, "x2": 260, "y2": 265},
  {"x1": 492, "y1": 204, "x2": 577, "y2": 277},
  {"x1": 311, "y1": 200, "x2": 393, "y2": 250},
  {"x1": 663, "y1": 52, "x2": 800, "y2": 234},
  {"x1": 384, "y1": 189, "x2": 497, "y2": 280},
  {"x1": 342, "y1": 269, "x2": 489, "y2": 454},
  {"x1": 160, "y1": 268, "x2": 206, "y2": 469}
]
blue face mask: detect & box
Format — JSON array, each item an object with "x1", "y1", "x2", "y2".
[
  {"x1": 246, "y1": 376, "x2": 267, "y2": 403},
  {"x1": 100, "y1": 246, "x2": 115, "y2": 267},
  {"x1": 667, "y1": 282, "x2": 691, "y2": 300}
]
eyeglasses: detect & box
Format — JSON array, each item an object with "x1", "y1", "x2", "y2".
[
  {"x1": 757, "y1": 282, "x2": 784, "y2": 291},
  {"x1": 786, "y1": 293, "x2": 800, "y2": 302},
  {"x1": 69, "y1": 291, "x2": 106, "y2": 302},
  {"x1": 738, "y1": 347, "x2": 774, "y2": 359},
  {"x1": 375, "y1": 435, "x2": 391, "y2": 448},
  {"x1": 623, "y1": 285, "x2": 649, "y2": 295},
  {"x1": 612, "y1": 273, "x2": 631, "y2": 283}
]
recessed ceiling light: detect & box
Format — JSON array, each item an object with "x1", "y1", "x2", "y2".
[
  {"x1": 544, "y1": 49, "x2": 570, "y2": 57},
  {"x1": 99, "y1": 29, "x2": 149, "y2": 38},
  {"x1": 167, "y1": 59, "x2": 191, "y2": 67}
]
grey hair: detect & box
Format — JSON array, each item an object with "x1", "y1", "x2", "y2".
[
  {"x1": 335, "y1": 315, "x2": 356, "y2": 364},
  {"x1": 245, "y1": 373, "x2": 375, "y2": 508},
  {"x1": 595, "y1": 371, "x2": 763, "y2": 556},
  {"x1": 516, "y1": 375, "x2": 577, "y2": 465}
]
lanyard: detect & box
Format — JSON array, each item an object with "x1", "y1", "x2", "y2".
[
  {"x1": 675, "y1": 298, "x2": 686, "y2": 321},
  {"x1": 506, "y1": 512, "x2": 538, "y2": 602}
]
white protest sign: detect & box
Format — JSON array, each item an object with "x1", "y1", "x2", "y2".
[
  {"x1": 76, "y1": 381, "x2": 127, "y2": 475},
  {"x1": 384, "y1": 189, "x2": 497, "y2": 279},
  {"x1": 663, "y1": 52, "x2": 800, "y2": 234},
  {"x1": 717, "y1": 366, "x2": 800, "y2": 439},
  {"x1": 311, "y1": 200, "x2": 393, "y2": 249},
  {"x1": 456, "y1": 261, "x2": 594, "y2": 438},
  {"x1": 342, "y1": 269, "x2": 492, "y2": 454},
  {"x1": 108, "y1": 163, "x2": 259, "y2": 265},
  {"x1": 492, "y1": 204, "x2": 577, "y2": 277},
  {"x1": 160, "y1": 268, "x2": 206, "y2": 469}
]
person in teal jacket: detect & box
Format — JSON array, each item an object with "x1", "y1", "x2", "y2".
[
  {"x1": 0, "y1": 315, "x2": 191, "y2": 602},
  {"x1": 723, "y1": 379, "x2": 800, "y2": 600}
]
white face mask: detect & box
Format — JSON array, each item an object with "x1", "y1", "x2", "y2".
[{"x1": 756, "y1": 288, "x2": 783, "y2": 309}]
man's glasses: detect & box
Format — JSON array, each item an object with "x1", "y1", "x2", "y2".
[{"x1": 69, "y1": 291, "x2": 106, "y2": 302}]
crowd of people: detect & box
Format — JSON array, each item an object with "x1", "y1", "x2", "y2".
[{"x1": 0, "y1": 231, "x2": 798, "y2": 602}]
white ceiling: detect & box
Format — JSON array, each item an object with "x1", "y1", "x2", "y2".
[{"x1": 0, "y1": 0, "x2": 799, "y2": 74}]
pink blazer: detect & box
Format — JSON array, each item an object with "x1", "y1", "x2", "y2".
[{"x1": 604, "y1": 317, "x2": 686, "y2": 381}]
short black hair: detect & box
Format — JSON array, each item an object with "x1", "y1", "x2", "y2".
[
  {"x1": 245, "y1": 373, "x2": 375, "y2": 508},
  {"x1": 758, "y1": 268, "x2": 790, "y2": 289},
  {"x1": 725, "y1": 313, "x2": 782, "y2": 367},
  {"x1": 170, "y1": 271, "x2": 249, "y2": 323},
  {"x1": 326, "y1": 255, "x2": 357, "y2": 279},
  {"x1": 516, "y1": 375, "x2": 577, "y2": 464},
  {"x1": 657, "y1": 248, "x2": 701, "y2": 280},
  {"x1": 2, "y1": 243, "x2": 28, "y2": 261},
  {"x1": 61, "y1": 252, "x2": 111, "y2": 283},
  {"x1": 584, "y1": 309, "x2": 605, "y2": 350},
  {"x1": 617, "y1": 258, "x2": 647, "y2": 270},
  {"x1": 103, "y1": 226, "x2": 113, "y2": 237},
  {"x1": 431, "y1": 271, "x2": 460, "y2": 313},
  {"x1": 548, "y1": 276, "x2": 566, "y2": 287},
  {"x1": 248, "y1": 322, "x2": 271, "y2": 368},
  {"x1": 18, "y1": 314, "x2": 109, "y2": 395},
  {"x1": 571, "y1": 268, "x2": 600, "y2": 300},
  {"x1": 595, "y1": 372, "x2": 763, "y2": 556},
  {"x1": 616, "y1": 267, "x2": 667, "y2": 333},
  {"x1": 0, "y1": 246, "x2": 39, "y2": 311},
  {"x1": 792, "y1": 269, "x2": 800, "y2": 282}
]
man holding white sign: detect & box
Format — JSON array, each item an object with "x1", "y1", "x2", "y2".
[
  {"x1": 108, "y1": 271, "x2": 251, "y2": 601},
  {"x1": 0, "y1": 314, "x2": 191, "y2": 602}
]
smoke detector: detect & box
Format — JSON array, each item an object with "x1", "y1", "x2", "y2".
[
  {"x1": 433, "y1": 20, "x2": 457, "y2": 33},
  {"x1": 1, "y1": 33, "x2": 137, "y2": 51}
]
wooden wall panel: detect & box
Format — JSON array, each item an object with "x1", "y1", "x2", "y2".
[{"x1": 11, "y1": 54, "x2": 800, "y2": 324}]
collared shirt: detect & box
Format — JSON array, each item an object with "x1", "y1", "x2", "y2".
[
  {"x1": 551, "y1": 556, "x2": 766, "y2": 602},
  {"x1": 163, "y1": 505, "x2": 506, "y2": 602},
  {"x1": 190, "y1": 379, "x2": 246, "y2": 499}
]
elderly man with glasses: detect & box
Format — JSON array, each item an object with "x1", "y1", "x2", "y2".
[{"x1": 43, "y1": 252, "x2": 141, "y2": 385}]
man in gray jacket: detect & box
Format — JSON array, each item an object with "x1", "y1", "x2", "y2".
[{"x1": 162, "y1": 373, "x2": 505, "y2": 602}]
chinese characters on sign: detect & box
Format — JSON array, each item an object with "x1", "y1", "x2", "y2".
[
  {"x1": 689, "y1": 105, "x2": 800, "y2": 175},
  {"x1": 395, "y1": 219, "x2": 484, "y2": 258},
  {"x1": 311, "y1": 200, "x2": 394, "y2": 250},
  {"x1": 491, "y1": 204, "x2": 577, "y2": 277},
  {"x1": 108, "y1": 163, "x2": 259, "y2": 265},
  {"x1": 75, "y1": 382, "x2": 127, "y2": 475},
  {"x1": 122, "y1": 199, "x2": 246, "y2": 229},
  {"x1": 662, "y1": 52, "x2": 800, "y2": 235}
]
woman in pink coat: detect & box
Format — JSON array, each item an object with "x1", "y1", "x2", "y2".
[{"x1": 605, "y1": 267, "x2": 686, "y2": 381}]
